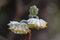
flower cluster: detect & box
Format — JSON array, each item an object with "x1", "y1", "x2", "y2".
[
  {"x1": 8, "y1": 19, "x2": 47, "y2": 34},
  {"x1": 8, "y1": 5, "x2": 47, "y2": 34}
]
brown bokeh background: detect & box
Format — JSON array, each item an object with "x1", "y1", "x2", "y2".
[{"x1": 0, "y1": 0, "x2": 60, "y2": 40}]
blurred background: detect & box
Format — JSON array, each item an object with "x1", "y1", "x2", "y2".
[{"x1": 0, "y1": 0, "x2": 60, "y2": 40}]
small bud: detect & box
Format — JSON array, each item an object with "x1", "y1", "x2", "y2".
[{"x1": 29, "y1": 5, "x2": 39, "y2": 16}]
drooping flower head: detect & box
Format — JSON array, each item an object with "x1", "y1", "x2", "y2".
[
  {"x1": 27, "y1": 18, "x2": 47, "y2": 29},
  {"x1": 8, "y1": 20, "x2": 30, "y2": 34}
]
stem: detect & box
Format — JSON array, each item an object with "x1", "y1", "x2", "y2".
[
  {"x1": 27, "y1": 32, "x2": 31, "y2": 40},
  {"x1": 29, "y1": 14, "x2": 39, "y2": 19},
  {"x1": 35, "y1": 15, "x2": 39, "y2": 19},
  {"x1": 20, "y1": 20, "x2": 27, "y2": 23}
]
